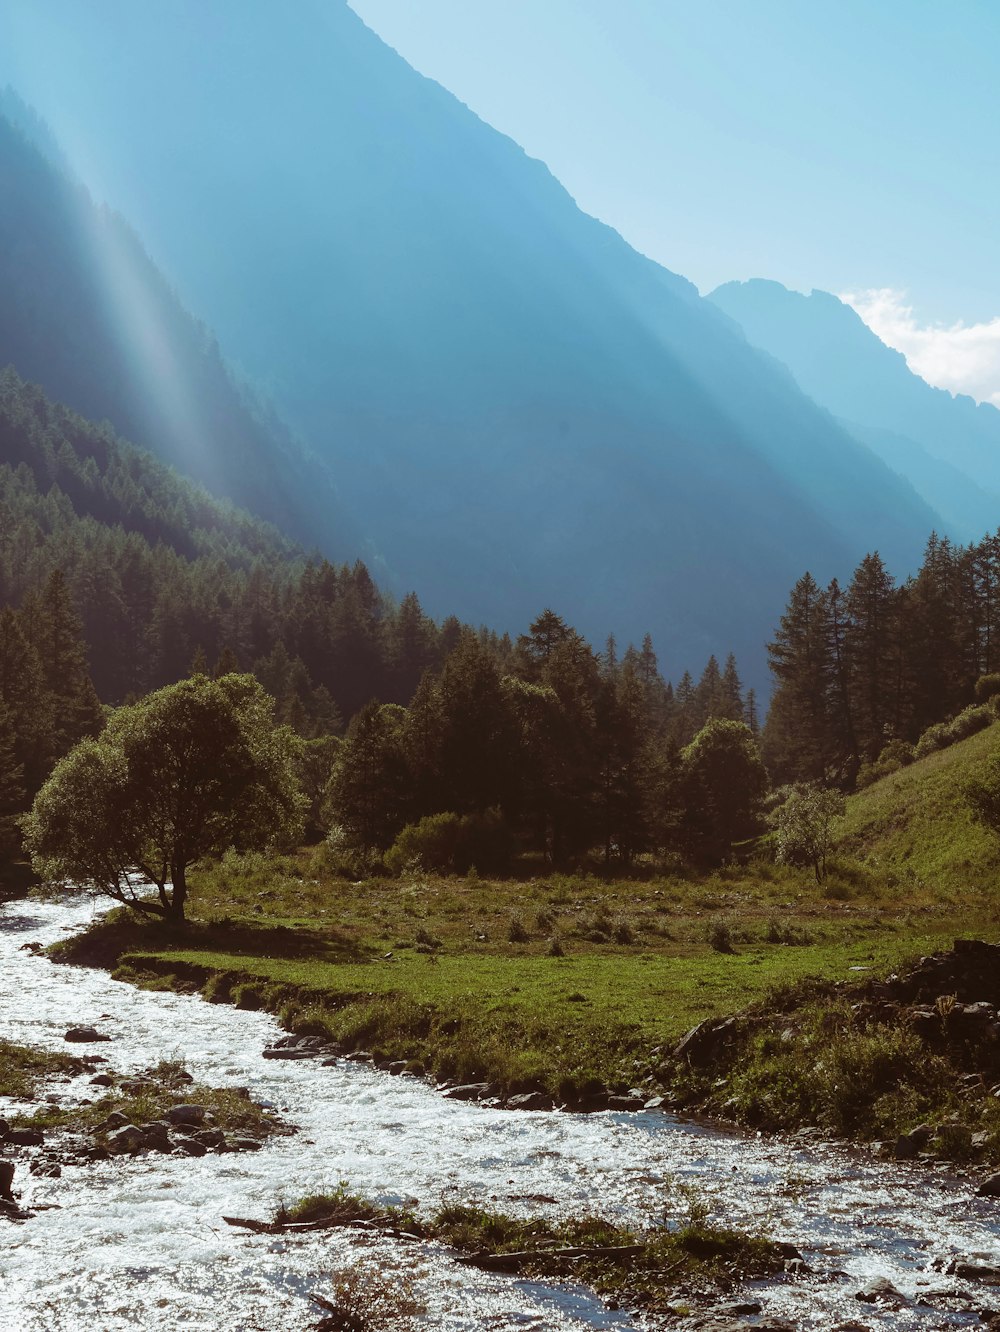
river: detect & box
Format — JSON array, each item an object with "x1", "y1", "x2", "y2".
[{"x1": 2, "y1": 897, "x2": 999, "y2": 1330}]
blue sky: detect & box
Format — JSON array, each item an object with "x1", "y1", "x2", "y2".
[{"x1": 347, "y1": 1, "x2": 1000, "y2": 402}]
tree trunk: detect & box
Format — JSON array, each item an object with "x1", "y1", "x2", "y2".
[{"x1": 169, "y1": 861, "x2": 188, "y2": 924}]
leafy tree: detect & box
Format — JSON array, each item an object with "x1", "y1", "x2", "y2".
[
  {"x1": 22, "y1": 674, "x2": 304, "y2": 922},
  {"x1": 774, "y1": 782, "x2": 845, "y2": 881},
  {"x1": 678, "y1": 718, "x2": 767, "y2": 865}
]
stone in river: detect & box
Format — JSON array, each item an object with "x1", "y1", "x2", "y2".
[{"x1": 64, "y1": 1026, "x2": 111, "y2": 1043}]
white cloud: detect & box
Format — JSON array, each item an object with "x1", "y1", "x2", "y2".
[{"x1": 841, "y1": 288, "x2": 1000, "y2": 409}]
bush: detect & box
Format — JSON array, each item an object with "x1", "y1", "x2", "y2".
[
  {"x1": 385, "y1": 809, "x2": 512, "y2": 876},
  {"x1": 915, "y1": 704, "x2": 993, "y2": 759},
  {"x1": 975, "y1": 673, "x2": 1000, "y2": 704}
]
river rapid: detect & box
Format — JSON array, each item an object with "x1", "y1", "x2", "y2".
[{"x1": 1, "y1": 897, "x2": 999, "y2": 1331}]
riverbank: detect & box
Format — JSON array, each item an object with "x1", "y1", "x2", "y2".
[{"x1": 44, "y1": 851, "x2": 1000, "y2": 1166}]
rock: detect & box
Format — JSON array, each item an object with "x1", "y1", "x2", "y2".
[
  {"x1": 97, "y1": 1111, "x2": 130, "y2": 1132},
  {"x1": 643, "y1": 1095, "x2": 666, "y2": 1110},
  {"x1": 6, "y1": 1129, "x2": 44, "y2": 1147},
  {"x1": 977, "y1": 1173, "x2": 1000, "y2": 1196},
  {"x1": 262, "y1": 1047, "x2": 316, "y2": 1060},
  {"x1": 165, "y1": 1104, "x2": 207, "y2": 1126},
  {"x1": 442, "y1": 1083, "x2": 490, "y2": 1101},
  {"x1": 856, "y1": 1276, "x2": 905, "y2": 1305},
  {"x1": 607, "y1": 1094, "x2": 644, "y2": 1111},
  {"x1": 506, "y1": 1092, "x2": 553, "y2": 1111},
  {"x1": 0, "y1": 1119, "x2": 9, "y2": 1140},
  {"x1": 894, "y1": 1124, "x2": 934, "y2": 1159},
  {"x1": 141, "y1": 1124, "x2": 173, "y2": 1153},
  {"x1": 106, "y1": 1124, "x2": 146, "y2": 1154},
  {"x1": 174, "y1": 1137, "x2": 207, "y2": 1157},
  {"x1": 386, "y1": 1061, "x2": 408, "y2": 1075},
  {"x1": 89, "y1": 1073, "x2": 114, "y2": 1088},
  {"x1": 231, "y1": 1137, "x2": 263, "y2": 1151},
  {"x1": 673, "y1": 1015, "x2": 739, "y2": 1066},
  {"x1": 944, "y1": 1259, "x2": 1000, "y2": 1283},
  {"x1": 0, "y1": 1160, "x2": 14, "y2": 1198},
  {"x1": 64, "y1": 1026, "x2": 110, "y2": 1043},
  {"x1": 193, "y1": 1128, "x2": 226, "y2": 1150}
]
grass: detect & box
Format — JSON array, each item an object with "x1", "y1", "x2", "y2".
[
  {"x1": 49, "y1": 841, "x2": 998, "y2": 1106},
  {"x1": 838, "y1": 722, "x2": 1000, "y2": 896},
  {"x1": 0, "y1": 1040, "x2": 86, "y2": 1100}
]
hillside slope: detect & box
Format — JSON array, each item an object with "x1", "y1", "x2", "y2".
[
  {"x1": 0, "y1": 2, "x2": 942, "y2": 683},
  {"x1": 0, "y1": 109, "x2": 356, "y2": 557},
  {"x1": 836, "y1": 723, "x2": 1000, "y2": 894},
  {"x1": 709, "y1": 280, "x2": 1000, "y2": 541}
]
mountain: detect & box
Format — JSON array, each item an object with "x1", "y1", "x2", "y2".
[
  {"x1": 0, "y1": 106, "x2": 356, "y2": 557},
  {"x1": 709, "y1": 280, "x2": 1000, "y2": 543},
  {"x1": 0, "y1": 3, "x2": 943, "y2": 682}
]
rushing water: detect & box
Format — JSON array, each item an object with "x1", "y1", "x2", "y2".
[{"x1": 1, "y1": 897, "x2": 999, "y2": 1331}]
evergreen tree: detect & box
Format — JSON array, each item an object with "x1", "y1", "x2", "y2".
[{"x1": 0, "y1": 703, "x2": 25, "y2": 862}]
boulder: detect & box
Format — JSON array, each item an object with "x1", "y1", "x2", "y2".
[
  {"x1": 0, "y1": 1160, "x2": 14, "y2": 1198},
  {"x1": 673, "y1": 1015, "x2": 739, "y2": 1066},
  {"x1": 165, "y1": 1104, "x2": 207, "y2": 1126},
  {"x1": 262, "y1": 1047, "x2": 316, "y2": 1060},
  {"x1": 64, "y1": 1026, "x2": 111, "y2": 1043},
  {"x1": 607, "y1": 1093, "x2": 644, "y2": 1111},
  {"x1": 643, "y1": 1095, "x2": 667, "y2": 1111},
  {"x1": 193, "y1": 1128, "x2": 226, "y2": 1150},
  {"x1": 231, "y1": 1137, "x2": 263, "y2": 1151},
  {"x1": 6, "y1": 1128, "x2": 44, "y2": 1147},
  {"x1": 506, "y1": 1092, "x2": 553, "y2": 1112},
  {"x1": 442, "y1": 1083, "x2": 490, "y2": 1101},
  {"x1": 89, "y1": 1073, "x2": 114, "y2": 1088},
  {"x1": 0, "y1": 1119, "x2": 9, "y2": 1140},
  {"x1": 106, "y1": 1124, "x2": 146, "y2": 1154},
  {"x1": 856, "y1": 1277, "x2": 905, "y2": 1305},
  {"x1": 894, "y1": 1124, "x2": 934, "y2": 1159},
  {"x1": 174, "y1": 1137, "x2": 207, "y2": 1157},
  {"x1": 977, "y1": 1173, "x2": 1000, "y2": 1197}
]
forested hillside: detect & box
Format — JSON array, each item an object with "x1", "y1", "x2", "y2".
[
  {"x1": 766, "y1": 532, "x2": 1000, "y2": 785},
  {"x1": 0, "y1": 369, "x2": 438, "y2": 720},
  {"x1": 0, "y1": 107, "x2": 355, "y2": 555}
]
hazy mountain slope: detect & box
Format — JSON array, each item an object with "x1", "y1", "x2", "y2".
[
  {"x1": 709, "y1": 280, "x2": 1000, "y2": 538},
  {"x1": 0, "y1": 111, "x2": 355, "y2": 557},
  {"x1": 0, "y1": 3, "x2": 942, "y2": 681}
]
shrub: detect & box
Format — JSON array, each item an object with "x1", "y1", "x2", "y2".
[
  {"x1": 975, "y1": 673, "x2": 1000, "y2": 704},
  {"x1": 915, "y1": 704, "x2": 992, "y2": 759},
  {"x1": 706, "y1": 921, "x2": 735, "y2": 954},
  {"x1": 386, "y1": 812, "x2": 461, "y2": 875},
  {"x1": 385, "y1": 809, "x2": 512, "y2": 876},
  {"x1": 507, "y1": 917, "x2": 530, "y2": 943}
]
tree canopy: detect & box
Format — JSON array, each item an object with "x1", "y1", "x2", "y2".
[{"x1": 22, "y1": 674, "x2": 305, "y2": 920}]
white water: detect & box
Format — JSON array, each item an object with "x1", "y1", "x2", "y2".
[{"x1": 2, "y1": 898, "x2": 999, "y2": 1331}]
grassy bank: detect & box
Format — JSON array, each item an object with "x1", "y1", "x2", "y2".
[
  {"x1": 838, "y1": 722, "x2": 1000, "y2": 894},
  {"x1": 48, "y1": 835, "x2": 999, "y2": 1133}
]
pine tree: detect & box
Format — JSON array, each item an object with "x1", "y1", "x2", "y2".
[
  {"x1": 844, "y1": 552, "x2": 898, "y2": 759},
  {"x1": 23, "y1": 569, "x2": 103, "y2": 758},
  {"x1": 764, "y1": 572, "x2": 835, "y2": 782},
  {"x1": 0, "y1": 703, "x2": 25, "y2": 862}
]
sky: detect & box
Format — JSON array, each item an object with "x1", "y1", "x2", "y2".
[{"x1": 348, "y1": 0, "x2": 1000, "y2": 404}]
